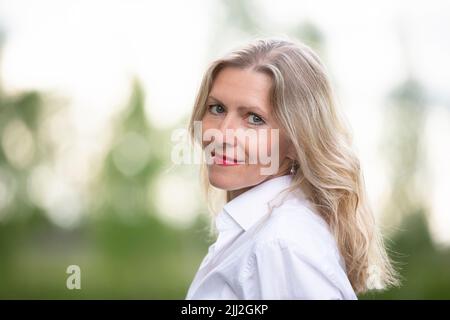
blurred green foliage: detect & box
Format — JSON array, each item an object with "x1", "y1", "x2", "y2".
[
  {"x1": 0, "y1": 76, "x2": 212, "y2": 299},
  {"x1": 361, "y1": 210, "x2": 450, "y2": 299}
]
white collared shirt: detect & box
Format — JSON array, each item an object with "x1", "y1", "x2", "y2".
[{"x1": 185, "y1": 175, "x2": 358, "y2": 300}]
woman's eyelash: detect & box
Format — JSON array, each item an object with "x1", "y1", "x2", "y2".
[
  {"x1": 248, "y1": 113, "x2": 266, "y2": 124},
  {"x1": 207, "y1": 104, "x2": 266, "y2": 125},
  {"x1": 208, "y1": 104, "x2": 224, "y2": 112}
]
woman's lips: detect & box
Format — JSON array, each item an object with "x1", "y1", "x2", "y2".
[{"x1": 212, "y1": 152, "x2": 244, "y2": 166}]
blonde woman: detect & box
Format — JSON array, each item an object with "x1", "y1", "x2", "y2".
[{"x1": 185, "y1": 37, "x2": 399, "y2": 299}]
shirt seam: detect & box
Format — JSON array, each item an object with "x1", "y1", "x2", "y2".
[{"x1": 238, "y1": 237, "x2": 344, "y2": 293}]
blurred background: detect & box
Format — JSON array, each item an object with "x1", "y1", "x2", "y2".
[{"x1": 0, "y1": 0, "x2": 449, "y2": 299}]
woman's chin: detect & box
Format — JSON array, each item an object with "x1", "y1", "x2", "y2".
[
  {"x1": 207, "y1": 169, "x2": 241, "y2": 191},
  {"x1": 207, "y1": 167, "x2": 265, "y2": 192},
  {"x1": 208, "y1": 176, "x2": 233, "y2": 191}
]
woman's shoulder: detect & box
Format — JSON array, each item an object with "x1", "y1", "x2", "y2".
[
  {"x1": 233, "y1": 196, "x2": 356, "y2": 299},
  {"x1": 253, "y1": 198, "x2": 342, "y2": 264}
]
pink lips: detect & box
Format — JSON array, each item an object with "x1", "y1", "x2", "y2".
[{"x1": 212, "y1": 152, "x2": 244, "y2": 166}]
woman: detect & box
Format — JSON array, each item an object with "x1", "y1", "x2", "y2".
[{"x1": 185, "y1": 37, "x2": 399, "y2": 299}]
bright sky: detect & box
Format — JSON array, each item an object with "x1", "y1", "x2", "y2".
[{"x1": 0, "y1": 0, "x2": 449, "y2": 243}]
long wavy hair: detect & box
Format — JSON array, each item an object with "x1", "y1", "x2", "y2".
[{"x1": 188, "y1": 37, "x2": 400, "y2": 294}]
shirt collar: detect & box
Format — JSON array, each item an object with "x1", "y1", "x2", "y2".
[{"x1": 222, "y1": 174, "x2": 302, "y2": 231}]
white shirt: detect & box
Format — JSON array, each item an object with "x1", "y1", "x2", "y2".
[{"x1": 185, "y1": 175, "x2": 358, "y2": 300}]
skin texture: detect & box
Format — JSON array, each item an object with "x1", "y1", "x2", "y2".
[{"x1": 201, "y1": 66, "x2": 295, "y2": 198}]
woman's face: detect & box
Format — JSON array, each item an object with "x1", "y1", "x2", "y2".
[{"x1": 201, "y1": 66, "x2": 293, "y2": 194}]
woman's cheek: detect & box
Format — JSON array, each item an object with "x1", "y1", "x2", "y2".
[
  {"x1": 261, "y1": 127, "x2": 275, "y2": 159},
  {"x1": 246, "y1": 127, "x2": 272, "y2": 165},
  {"x1": 200, "y1": 116, "x2": 215, "y2": 147}
]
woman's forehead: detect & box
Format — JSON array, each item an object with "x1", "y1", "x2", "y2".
[{"x1": 210, "y1": 67, "x2": 272, "y2": 111}]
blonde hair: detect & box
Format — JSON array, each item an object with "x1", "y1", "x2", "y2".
[{"x1": 188, "y1": 37, "x2": 400, "y2": 294}]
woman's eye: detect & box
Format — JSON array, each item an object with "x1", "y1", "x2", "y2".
[
  {"x1": 208, "y1": 104, "x2": 225, "y2": 114},
  {"x1": 248, "y1": 113, "x2": 265, "y2": 125}
]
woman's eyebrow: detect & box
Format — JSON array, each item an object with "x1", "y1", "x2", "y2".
[
  {"x1": 207, "y1": 95, "x2": 269, "y2": 118},
  {"x1": 207, "y1": 95, "x2": 228, "y2": 106}
]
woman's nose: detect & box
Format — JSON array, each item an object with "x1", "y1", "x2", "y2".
[
  {"x1": 218, "y1": 114, "x2": 240, "y2": 134},
  {"x1": 217, "y1": 114, "x2": 241, "y2": 144}
]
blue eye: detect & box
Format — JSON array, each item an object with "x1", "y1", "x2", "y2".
[
  {"x1": 248, "y1": 113, "x2": 265, "y2": 125},
  {"x1": 208, "y1": 104, "x2": 225, "y2": 114}
]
